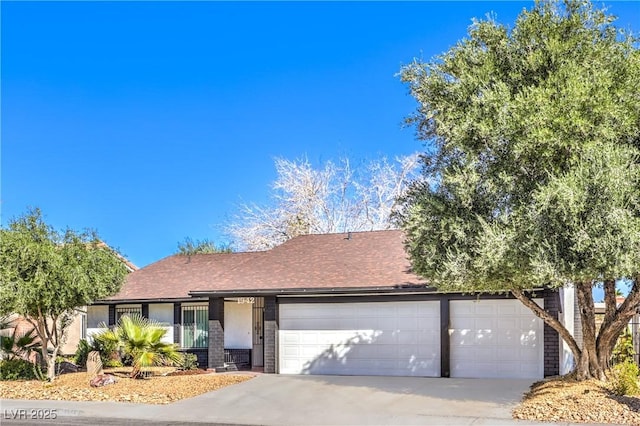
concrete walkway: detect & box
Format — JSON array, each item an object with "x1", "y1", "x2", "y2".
[{"x1": 0, "y1": 375, "x2": 606, "y2": 425}]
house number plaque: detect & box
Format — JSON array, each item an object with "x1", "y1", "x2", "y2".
[{"x1": 237, "y1": 297, "x2": 255, "y2": 304}]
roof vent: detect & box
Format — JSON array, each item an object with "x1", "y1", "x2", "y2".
[{"x1": 346, "y1": 232, "x2": 352, "y2": 240}]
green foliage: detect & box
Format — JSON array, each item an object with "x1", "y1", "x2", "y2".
[
  {"x1": 398, "y1": 0, "x2": 640, "y2": 292},
  {"x1": 181, "y1": 353, "x2": 199, "y2": 370},
  {"x1": 0, "y1": 318, "x2": 41, "y2": 361},
  {"x1": 104, "y1": 359, "x2": 123, "y2": 368},
  {"x1": 612, "y1": 328, "x2": 636, "y2": 365},
  {"x1": 75, "y1": 335, "x2": 121, "y2": 369},
  {"x1": 73, "y1": 339, "x2": 91, "y2": 367},
  {"x1": 0, "y1": 208, "x2": 129, "y2": 317},
  {"x1": 0, "y1": 359, "x2": 39, "y2": 381},
  {"x1": 610, "y1": 361, "x2": 640, "y2": 396},
  {"x1": 176, "y1": 237, "x2": 232, "y2": 255},
  {"x1": 93, "y1": 314, "x2": 182, "y2": 378},
  {"x1": 0, "y1": 208, "x2": 129, "y2": 380}
]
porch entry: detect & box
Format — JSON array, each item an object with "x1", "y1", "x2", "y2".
[{"x1": 223, "y1": 297, "x2": 264, "y2": 370}]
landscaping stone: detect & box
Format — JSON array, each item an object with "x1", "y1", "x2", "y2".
[
  {"x1": 89, "y1": 374, "x2": 117, "y2": 387},
  {"x1": 86, "y1": 351, "x2": 103, "y2": 378},
  {"x1": 513, "y1": 376, "x2": 640, "y2": 425},
  {"x1": 56, "y1": 361, "x2": 79, "y2": 375},
  {"x1": 1, "y1": 369, "x2": 254, "y2": 404}
]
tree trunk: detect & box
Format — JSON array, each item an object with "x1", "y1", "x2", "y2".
[
  {"x1": 575, "y1": 281, "x2": 605, "y2": 380},
  {"x1": 47, "y1": 346, "x2": 59, "y2": 381},
  {"x1": 597, "y1": 277, "x2": 640, "y2": 372}
]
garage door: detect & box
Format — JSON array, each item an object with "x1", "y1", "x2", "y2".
[
  {"x1": 450, "y1": 299, "x2": 544, "y2": 379},
  {"x1": 279, "y1": 301, "x2": 440, "y2": 377}
]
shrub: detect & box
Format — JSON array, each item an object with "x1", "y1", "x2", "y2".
[
  {"x1": 612, "y1": 328, "x2": 636, "y2": 365},
  {"x1": 610, "y1": 361, "x2": 640, "y2": 396},
  {"x1": 0, "y1": 359, "x2": 39, "y2": 381},
  {"x1": 104, "y1": 359, "x2": 123, "y2": 368},
  {"x1": 181, "y1": 353, "x2": 198, "y2": 370},
  {"x1": 73, "y1": 339, "x2": 91, "y2": 367},
  {"x1": 74, "y1": 337, "x2": 120, "y2": 368}
]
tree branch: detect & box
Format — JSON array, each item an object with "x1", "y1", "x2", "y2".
[{"x1": 512, "y1": 288, "x2": 582, "y2": 360}]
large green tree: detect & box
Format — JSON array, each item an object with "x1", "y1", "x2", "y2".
[
  {"x1": 0, "y1": 209, "x2": 128, "y2": 380},
  {"x1": 398, "y1": 0, "x2": 640, "y2": 380}
]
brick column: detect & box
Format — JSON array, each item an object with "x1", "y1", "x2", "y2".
[
  {"x1": 543, "y1": 289, "x2": 560, "y2": 377},
  {"x1": 208, "y1": 297, "x2": 225, "y2": 371},
  {"x1": 108, "y1": 305, "x2": 116, "y2": 326},
  {"x1": 141, "y1": 303, "x2": 149, "y2": 319},
  {"x1": 173, "y1": 303, "x2": 181, "y2": 345},
  {"x1": 264, "y1": 296, "x2": 278, "y2": 374}
]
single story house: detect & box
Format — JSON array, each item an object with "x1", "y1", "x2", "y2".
[{"x1": 88, "y1": 230, "x2": 577, "y2": 379}]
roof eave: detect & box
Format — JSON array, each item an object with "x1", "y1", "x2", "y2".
[
  {"x1": 92, "y1": 296, "x2": 208, "y2": 305},
  {"x1": 188, "y1": 284, "x2": 435, "y2": 298}
]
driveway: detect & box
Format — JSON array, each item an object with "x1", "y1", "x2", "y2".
[{"x1": 1, "y1": 375, "x2": 580, "y2": 425}]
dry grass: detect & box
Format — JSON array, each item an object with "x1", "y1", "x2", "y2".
[
  {"x1": 513, "y1": 376, "x2": 640, "y2": 425},
  {"x1": 0, "y1": 368, "x2": 254, "y2": 404}
]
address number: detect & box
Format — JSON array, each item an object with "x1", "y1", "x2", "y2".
[{"x1": 237, "y1": 297, "x2": 255, "y2": 304}]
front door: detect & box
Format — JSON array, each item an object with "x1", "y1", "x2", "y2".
[{"x1": 252, "y1": 297, "x2": 264, "y2": 368}]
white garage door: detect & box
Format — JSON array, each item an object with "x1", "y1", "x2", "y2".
[
  {"x1": 279, "y1": 301, "x2": 440, "y2": 377},
  {"x1": 450, "y1": 299, "x2": 544, "y2": 379}
]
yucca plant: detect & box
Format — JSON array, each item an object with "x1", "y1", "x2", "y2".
[{"x1": 94, "y1": 314, "x2": 182, "y2": 378}]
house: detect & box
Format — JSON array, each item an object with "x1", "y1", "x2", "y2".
[{"x1": 88, "y1": 230, "x2": 576, "y2": 379}]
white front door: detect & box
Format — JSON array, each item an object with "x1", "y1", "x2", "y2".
[
  {"x1": 449, "y1": 299, "x2": 544, "y2": 379},
  {"x1": 278, "y1": 301, "x2": 440, "y2": 377}
]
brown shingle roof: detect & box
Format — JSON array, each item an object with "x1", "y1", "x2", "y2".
[{"x1": 104, "y1": 230, "x2": 426, "y2": 302}]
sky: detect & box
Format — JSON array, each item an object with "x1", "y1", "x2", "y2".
[{"x1": 2, "y1": 1, "x2": 639, "y2": 269}]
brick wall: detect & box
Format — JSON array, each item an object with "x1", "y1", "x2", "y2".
[
  {"x1": 264, "y1": 296, "x2": 278, "y2": 373},
  {"x1": 208, "y1": 297, "x2": 225, "y2": 370},
  {"x1": 173, "y1": 303, "x2": 181, "y2": 345},
  {"x1": 108, "y1": 305, "x2": 115, "y2": 326},
  {"x1": 543, "y1": 289, "x2": 560, "y2": 376}
]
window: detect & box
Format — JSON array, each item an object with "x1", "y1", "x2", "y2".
[
  {"x1": 182, "y1": 305, "x2": 208, "y2": 348},
  {"x1": 115, "y1": 306, "x2": 142, "y2": 323}
]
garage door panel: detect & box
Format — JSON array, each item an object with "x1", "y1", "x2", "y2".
[
  {"x1": 279, "y1": 301, "x2": 440, "y2": 377},
  {"x1": 417, "y1": 303, "x2": 439, "y2": 317},
  {"x1": 450, "y1": 299, "x2": 544, "y2": 379}
]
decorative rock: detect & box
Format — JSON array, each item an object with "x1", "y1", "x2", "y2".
[
  {"x1": 56, "y1": 361, "x2": 79, "y2": 375},
  {"x1": 89, "y1": 374, "x2": 116, "y2": 387},
  {"x1": 87, "y1": 351, "x2": 103, "y2": 378}
]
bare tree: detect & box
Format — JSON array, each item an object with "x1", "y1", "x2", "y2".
[{"x1": 226, "y1": 153, "x2": 421, "y2": 251}]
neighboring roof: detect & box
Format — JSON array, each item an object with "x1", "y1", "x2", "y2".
[
  {"x1": 96, "y1": 241, "x2": 139, "y2": 272},
  {"x1": 102, "y1": 230, "x2": 427, "y2": 302}
]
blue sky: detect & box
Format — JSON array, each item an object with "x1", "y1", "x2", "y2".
[{"x1": 2, "y1": 1, "x2": 639, "y2": 269}]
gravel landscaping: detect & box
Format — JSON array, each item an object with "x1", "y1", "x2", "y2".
[
  {"x1": 513, "y1": 376, "x2": 640, "y2": 425},
  {"x1": 0, "y1": 368, "x2": 254, "y2": 404}
]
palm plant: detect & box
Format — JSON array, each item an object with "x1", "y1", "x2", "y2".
[
  {"x1": 0, "y1": 316, "x2": 41, "y2": 361},
  {"x1": 94, "y1": 314, "x2": 182, "y2": 378}
]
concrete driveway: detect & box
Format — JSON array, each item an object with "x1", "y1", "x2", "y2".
[
  {"x1": 2, "y1": 374, "x2": 565, "y2": 425},
  {"x1": 168, "y1": 374, "x2": 539, "y2": 425}
]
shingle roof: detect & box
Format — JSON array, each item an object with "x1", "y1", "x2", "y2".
[{"x1": 104, "y1": 230, "x2": 426, "y2": 302}]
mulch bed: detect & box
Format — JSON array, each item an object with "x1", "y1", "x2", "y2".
[
  {"x1": 1, "y1": 369, "x2": 254, "y2": 404},
  {"x1": 513, "y1": 376, "x2": 640, "y2": 425},
  {"x1": 166, "y1": 369, "x2": 211, "y2": 376}
]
